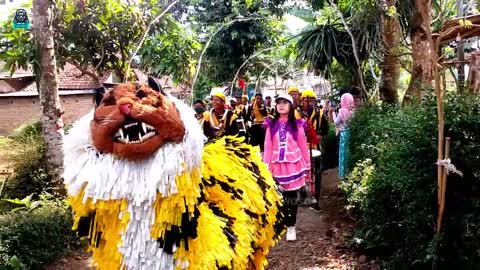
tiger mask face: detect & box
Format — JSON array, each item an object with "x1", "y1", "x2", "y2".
[{"x1": 91, "y1": 77, "x2": 186, "y2": 161}]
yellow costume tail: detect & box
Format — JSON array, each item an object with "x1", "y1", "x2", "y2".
[
  {"x1": 67, "y1": 136, "x2": 284, "y2": 270},
  {"x1": 192, "y1": 136, "x2": 284, "y2": 269}
]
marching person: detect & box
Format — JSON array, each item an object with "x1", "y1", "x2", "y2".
[
  {"x1": 248, "y1": 93, "x2": 269, "y2": 152},
  {"x1": 265, "y1": 96, "x2": 275, "y2": 116},
  {"x1": 263, "y1": 93, "x2": 310, "y2": 241},
  {"x1": 299, "y1": 89, "x2": 329, "y2": 212},
  {"x1": 230, "y1": 97, "x2": 248, "y2": 137},
  {"x1": 240, "y1": 95, "x2": 252, "y2": 141},
  {"x1": 229, "y1": 97, "x2": 239, "y2": 113},
  {"x1": 287, "y1": 86, "x2": 302, "y2": 119},
  {"x1": 203, "y1": 92, "x2": 239, "y2": 140},
  {"x1": 241, "y1": 94, "x2": 249, "y2": 107},
  {"x1": 194, "y1": 99, "x2": 210, "y2": 143}
]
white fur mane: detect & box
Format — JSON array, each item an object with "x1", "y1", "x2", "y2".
[
  {"x1": 63, "y1": 94, "x2": 204, "y2": 269},
  {"x1": 63, "y1": 94, "x2": 204, "y2": 205}
]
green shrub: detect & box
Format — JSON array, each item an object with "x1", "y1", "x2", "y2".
[
  {"x1": 0, "y1": 197, "x2": 77, "y2": 268},
  {"x1": 10, "y1": 122, "x2": 43, "y2": 143},
  {"x1": 2, "y1": 122, "x2": 53, "y2": 199},
  {"x1": 341, "y1": 93, "x2": 480, "y2": 268}
]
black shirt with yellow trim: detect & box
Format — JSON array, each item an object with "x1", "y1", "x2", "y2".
[{"x1": 203, "y1": 109, "x2": 239, "y2": 140}]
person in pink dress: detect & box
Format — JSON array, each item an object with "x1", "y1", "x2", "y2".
[{"x1": 263, "y1": 93, "x2": 311, "y2": 241}]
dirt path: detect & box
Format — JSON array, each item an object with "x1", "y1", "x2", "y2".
[
  {"x1": 45, "y1": 251, "x2": 93, "y2": 270},
  {"x1": 267, "y1": 169, "x2": 377, "y2": 270},
  {"x1": 47, "y1": 169, "x2": 377, "y2": 270}
]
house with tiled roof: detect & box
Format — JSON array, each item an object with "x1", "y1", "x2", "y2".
[
  {"x1": 0, "y1": 63, "x2": 192, "y2": 135},
  {"x1": 155, "y1": 75, "x2": 191, "y2": 100},
  {"x1": 0, "y1": 63, "x2": 118, "y2": 135}
]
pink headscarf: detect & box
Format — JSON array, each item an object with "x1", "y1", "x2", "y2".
[{"x1": 338, "y1": 93, "x2": 355, "y2": 122}]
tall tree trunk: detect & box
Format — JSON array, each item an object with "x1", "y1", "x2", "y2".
[
  {"x1": 404, "y1": 0, "x2": 435, "y2": 103},
  {"x1": 33, "y1": 0, "x2": 65, "y2": 195},
  {"x1": 467, "y1": 51, "x2": 480, "y2": 94},
  {"x1": 379, "y1": 0, "x2": 401, "y2": 104}
]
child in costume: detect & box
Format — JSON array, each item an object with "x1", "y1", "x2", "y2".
[
  {"x1": 335, "y1": 93, "x2": 355, "y2": 179},
  {"x1": 63, "y1": 77, "x2": 283, "y2": 270},
  {"x1": 263, "y1": 93, "x2": 311, "y2": 241}
]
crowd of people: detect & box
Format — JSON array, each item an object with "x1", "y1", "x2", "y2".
[{"x1": 193, "y1": 86, "x2": 357, "y2": 242}]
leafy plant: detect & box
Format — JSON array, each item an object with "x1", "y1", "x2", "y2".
[
  {"x1": 7, "y1": 255, "x2": 25, "y2": 270},
  {"x1": 320, "y1": 123, "x2": 338, "y2": 170},
  {"x1": 1, "y1": 0, "x2": 188, "y2": 82},
  {"x1": 138, "y1": 17, "x2": 201, "y2": 84},
  {"x1": 193, "y1": 73, "x2": 215, "y2": 100},
  {"x1": 295, "y1": 22, "x2": 345, "y2": 75},
  {"x1": 189, "y1": 0, "x2": 287, "y2": 85},
  {"x1": 1, "y1": 122, "x2": 52, "y2": 200},
  {"x1": 342, "y1": 93, "x2": 480, "y2": 267},
  {"x1": 2, "y1": 194, "x2": 46, "y2": 213},
  {"x1": 0, "y1": 198, "x2": 77, "y2": 268},
  {"x1": 0, "y1": 1, "x2": 36, "y2": 75}
]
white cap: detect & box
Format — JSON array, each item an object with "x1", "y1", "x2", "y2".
[
  {"x1": 275, "y1": 93, "x2": 293, "y2": 104},
  {"x1": 230, "y1": 97, "x2": 237, "y2": 103}
]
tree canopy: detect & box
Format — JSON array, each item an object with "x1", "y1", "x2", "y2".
[
  {"x1": 188, "y1": 0, "x2": 288, "y2": 86},
  {"x1": 0, "y1": 0, "x2": 198, "y2": 84}
]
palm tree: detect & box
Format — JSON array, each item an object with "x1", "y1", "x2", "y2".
[
  {"x1": 298, "y1": 0, "x2": 438, "y2": 104},
  {"x1": 295, "y1": 3, "x2": 381, "y2": 98}
]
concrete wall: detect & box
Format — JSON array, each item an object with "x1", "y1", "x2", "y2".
[{"x1": 0, "y1": 94, "x2": 93, "y2": 135}]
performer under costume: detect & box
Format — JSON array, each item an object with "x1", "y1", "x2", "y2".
[
  {"x1": 248, "y1": 94, "x2": 269, "y2": 152},
  {"x1": 63, "y1": 77, "x2": 284, "y2": 270}
]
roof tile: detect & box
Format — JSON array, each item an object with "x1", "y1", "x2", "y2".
[{"x1": 57, "y1": 63, "x2": 111, "y2": 90}]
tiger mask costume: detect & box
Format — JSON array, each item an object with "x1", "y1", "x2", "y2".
[
  {"x1": 91, "y1": 78, "x2": 185, "y2": 160},
  {"x1": 64, "y1": 77, "x2": 284, "y2": 270}
]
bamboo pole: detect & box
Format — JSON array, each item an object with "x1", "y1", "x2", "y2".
[
  {"x1": 254, "y1": 67, "x2": 268, "y2": 93},
  {"x1": 436, "y1": 137, "x2": 450, "y2": 233},
  {"x1": 0, "y1": 178, "x2": 5, "y2": 198},
  {"x1": 432, "y1": 41, "x2": 446, "y2": 268},
  {"x1": 434, "y1": 34, "x2": 445, "y2": 234},
  {"x1": 457, "y1": 0, "x2": 465, "y2": 92}
]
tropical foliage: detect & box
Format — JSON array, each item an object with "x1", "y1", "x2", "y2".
[
  {"x1": 342, "y1": 93, "x2": 480, "y2": 267},
  {"x1": 0, "y1": 195, "x2": 77, "y2": 268},
  {"x1": 0, "y1": 0, "x2": 198, "y2": 83},
  {"x1": 295, "y1": 0, "x2": 381, "y2": 98},
  {"x1": 138, "y1": 17, "x2": 201, "y2": 84},
  {"x1": 188, "y1": 0, "x2": 288, "y2": 85}
]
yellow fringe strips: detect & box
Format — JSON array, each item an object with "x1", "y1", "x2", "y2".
[
  {"x1": 179, "y1": 136, "x2": 283, "y2": 269},
  {"x1": 68, "y1": 189, "x2": 129, "y2": 270},
  {"x1": 151, "y1": 165, "x2": 202, "y2": 240},
  {"x1": 175, "y1": 203, "x2": 236, "y2": 269},
  {"x1": 68, "y1": 136, "x2": 283, "y2": 270}
]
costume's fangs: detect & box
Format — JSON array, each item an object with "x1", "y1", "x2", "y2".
[{"x1": 114, "y1": 121, "x2": 157, "y2": 144}]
